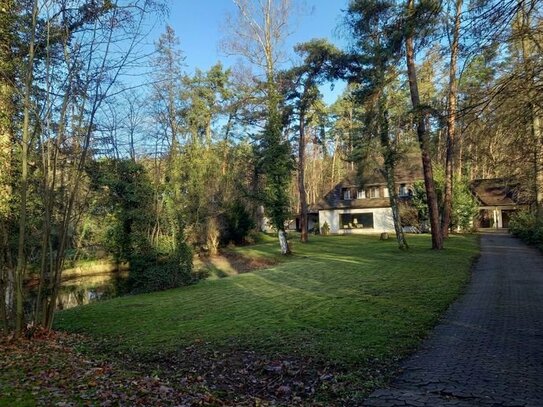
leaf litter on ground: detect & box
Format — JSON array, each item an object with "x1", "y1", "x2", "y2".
[
  {"x1": 0, "y1": 328, "x2": 391, "y2": 406},
  {"x1": 0, "y1": 328, "x2": 219, "y2": 406}
]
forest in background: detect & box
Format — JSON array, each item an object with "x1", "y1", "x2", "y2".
[{"x1": 0, "y1": 0, "x2": 542, "y2": 336}]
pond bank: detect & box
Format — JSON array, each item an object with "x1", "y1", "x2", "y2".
[{"x1": 23, "y1": 250, "x2": 276, "y2": 313}]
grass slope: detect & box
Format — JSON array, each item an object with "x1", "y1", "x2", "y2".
[{"x1": 55, "y1": 235, "x2": 477, "y2": 366}]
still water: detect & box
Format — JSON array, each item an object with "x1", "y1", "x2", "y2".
[{"x1": 25, "y1": 263, "x2": 128, "y2": 312}]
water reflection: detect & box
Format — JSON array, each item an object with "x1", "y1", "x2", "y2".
[
  {"x1": 25, "y1": 264, "x2": 128, "y2": 312},
  {"x1": 55, "y1": 275, "x2": 122, "y2": 310}
]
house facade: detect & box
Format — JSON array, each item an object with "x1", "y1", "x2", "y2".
[
  {"x1": 316, "y1": 158, "x2": 423, "y2": 235},
  {"x1": 315, "y1": 160, "x2": 529, "y2": 234}
]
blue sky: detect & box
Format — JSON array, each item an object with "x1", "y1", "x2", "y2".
[{"x1": 152, "y1": 0, "x2": 349, "y2": 103}]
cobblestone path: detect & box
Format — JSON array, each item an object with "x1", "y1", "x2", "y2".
[{"x1": 364, "y1": 232, "x2": 543, "y2": 407}]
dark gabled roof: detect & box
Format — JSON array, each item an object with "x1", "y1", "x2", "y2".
[
  {"x1": 357, "y1": 155, "x2": 424, "y2": 186},
  {"x1": 316, "y1": 155, "x2": 423, "y2": 210},
  {"x1": 470, "y1": 178, "x2": 528, "y2": 206}
]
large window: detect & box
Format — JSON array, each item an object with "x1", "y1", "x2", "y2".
[
  {"x1": 340, "y1": 213, "x2": 374, "y2": 229},
  {"x1": 342, "y1": 188, "x2": 352, "y2": 200}
]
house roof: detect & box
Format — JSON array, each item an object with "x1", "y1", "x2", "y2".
[
  {"x1": 358, "y1": 156, "x2": 424, "y2": 186},
  {"x1": 316, "y1": 155, "x2": 423, "y2": 210},
  {"x1": 315, "y1": 155, "x2": 531, "y2": 211},
  {"x1": 470, "y1": 178, "x2": 528, "y2": 206}
]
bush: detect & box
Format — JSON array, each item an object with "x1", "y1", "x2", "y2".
[
  {"x1": 128, "y1": 239, "x2": 194, "y2": 294},
  {"x1": 452, "y1": 178, "x2": 479, "y2": 232},
  {"x1": 321, "y1": 221, "x2": 330, "y2": 235},
  {"x1": 399, "y1": 202, "x2": 420, "y2": 228},
  {"x1": 411, "y1": 172, "x2": 478, "y2": 233},
  {"x1": 206, "y1": 217, "x2": 220, "y2": 256},
  {"x1": 220, "y1": 200, "x2": 255, "y2": 245},
  {"x1": 139, "y1": 256, "x2": 193, "y2": 293},
  {"x1": 509, "y1": 211, "x2": 543, "y2": 245}
]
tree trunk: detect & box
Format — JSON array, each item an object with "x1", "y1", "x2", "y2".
[
  {"x1": 14, "y1": 0, "x2": 39, "y2": 336},
  {"x1": 442, "y1": 0, "x2": 463, "y2": 239},
  {"x1": 380, "y1": 100, "x2": 408, "y2": 250},
  {"x1": 221, "y1": 114, "x2": 234, "y2": 176},
  {"x1": 405, "y1": 0, "x2": 443, "y2": 249},
  {"x1": 533, "y1": 113, "x2": 543, "y2": 218},
  {"x1": 0, "y1": 221, "x2": 9, "y2": 331},
  {"x1": 298, "y1": 110, "x2": 309, "y2": 243},
  {"x1": 0, "y1": 0, "x2": 15, "y2": 332},
  {"x1": 457, "y1": 131, "x2": 463, "y2": 179},
  {"x1": 386, "y1": 159, "x2": 408, "y2": 250},
  {"x1": 35, "y1": 94, "x2": 65, "y2": 326},
  {"x1": 517, "y1": 3, "x2": 543, "y2": 220},
  {"x1": 330, "y1": 135, "x2": 339, "y2": 189},
  {"x1": 278, "y1": 229, "x2": 291, "y2": 255},
  {"x1": 348, "y1": 105, "x2": 354, "y2": 171}
]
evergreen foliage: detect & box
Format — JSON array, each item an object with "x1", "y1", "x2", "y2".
[
  {"x1": 257, "y1": 100, "x2": 294, "y2": 233},
  {"x1": 411, "y1": 169, "x2": 478, "y2": 232},
  {"x1": 87, "y1": 159, "x2": 193, "y2": 293},
  {"x1": 221, "y1": 200, "x2": 255, "y2": 245},
  {"x1": 1, "y1": 0, "x2": 543, "y2": 334}
]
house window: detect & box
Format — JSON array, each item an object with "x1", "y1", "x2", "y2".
[
  {"x1": 340, "y1": 213, "x2": 374, "y2": 229},
  {"x1": 399, "y1": 184, "x2": 408, "y2": 197},
  {"x1": 383, "y1": 187, "x2": 389, "y2": 198},
  {"x1": 369, "y1": 187, "x2": 378, "y2": 198},
  {"x1": 357, "y1": 190, "x2": 366, "y2": 199},
  {"x1": 342, "y1": 188, "x2": 351, "y2": 200}
]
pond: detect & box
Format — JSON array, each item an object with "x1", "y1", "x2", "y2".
[{"x1": 24, "y1": 262, "x2": 128, "y2": 314}]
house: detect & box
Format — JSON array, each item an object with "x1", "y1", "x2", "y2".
[
  {"x1": 315, "y1": 160, "x2": 531, "y2": 234},
  {"x1": 470, "y1": 178, "x2": 530, "y2": 229},
  {"x1": 259, "y1": 167, "x2": 524, "y2": 234},
  {"x1": 315, "y1": 158, "x2": 423, "y2": 235}
]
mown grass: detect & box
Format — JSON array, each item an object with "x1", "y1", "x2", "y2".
[
  {"x1": 0, "y1": 386, "x2": 35, "y2": 407},
  {"x1": 55, "y1": 234, "x2": 478, "y2": 367}
]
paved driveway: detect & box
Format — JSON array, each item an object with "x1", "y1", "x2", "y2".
[{"x1": 364, "y1": 232, "x2": 543, "y2": 407}]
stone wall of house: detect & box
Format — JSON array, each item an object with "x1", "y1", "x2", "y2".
[{"x1": 319, "y1": 207, "x2": 395, "y2": 234}]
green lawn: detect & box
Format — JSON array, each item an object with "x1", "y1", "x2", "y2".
[
  {"x1": 52, "y1": 234, "x2": 478, "y2": 403},
  {"x1": 55, "y1": 234, "x2": 478, "y2": 363}
]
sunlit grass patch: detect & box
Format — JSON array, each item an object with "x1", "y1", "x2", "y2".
[{"x1": 54, "y1": 233, "x2": 478, "y2": 402}]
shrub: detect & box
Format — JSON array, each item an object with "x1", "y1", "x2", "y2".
[
  {"x1": 321, "y1": 221, "x2": 330, "y2": 235},
  {"x1": 206, "y1": 217, "x2": 220, "y2": 256},
  {"x1": 220, "y1": 200, "x2": 255, "y2": 245},
  {"x1": 509, "y1": 211, "x2": 543, "y2": 245},
  {"x1": 139, "y1": 256, "x2": 193, "y2": 293},
  {"x1": 128, "y1": 238, "x2": 194, "y2": 294},
  {"x1": 399, "y1": 202, "x2": 420, "y2": 228},
  {"x1": 452, "y1": 179, "x2": 479, "y2": 232},
  {"x1": 412, "y1": 171, "x2": 478, "y2": 233}
]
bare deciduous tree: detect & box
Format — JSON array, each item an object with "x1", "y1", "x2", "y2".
[{"x1": 223, "y1": 0, "x2": 297, "y2": 255}]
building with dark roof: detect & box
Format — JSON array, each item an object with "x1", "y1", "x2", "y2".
[
  {"x1": 313, "y1": 156, "x2": 530, "y2": 234},
  {"x1": 470, "y1": 178, "x2": 530, "y2": 229},
  {"x1": 315, "y1": 156, "x2": 423, "y2": 234}
]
